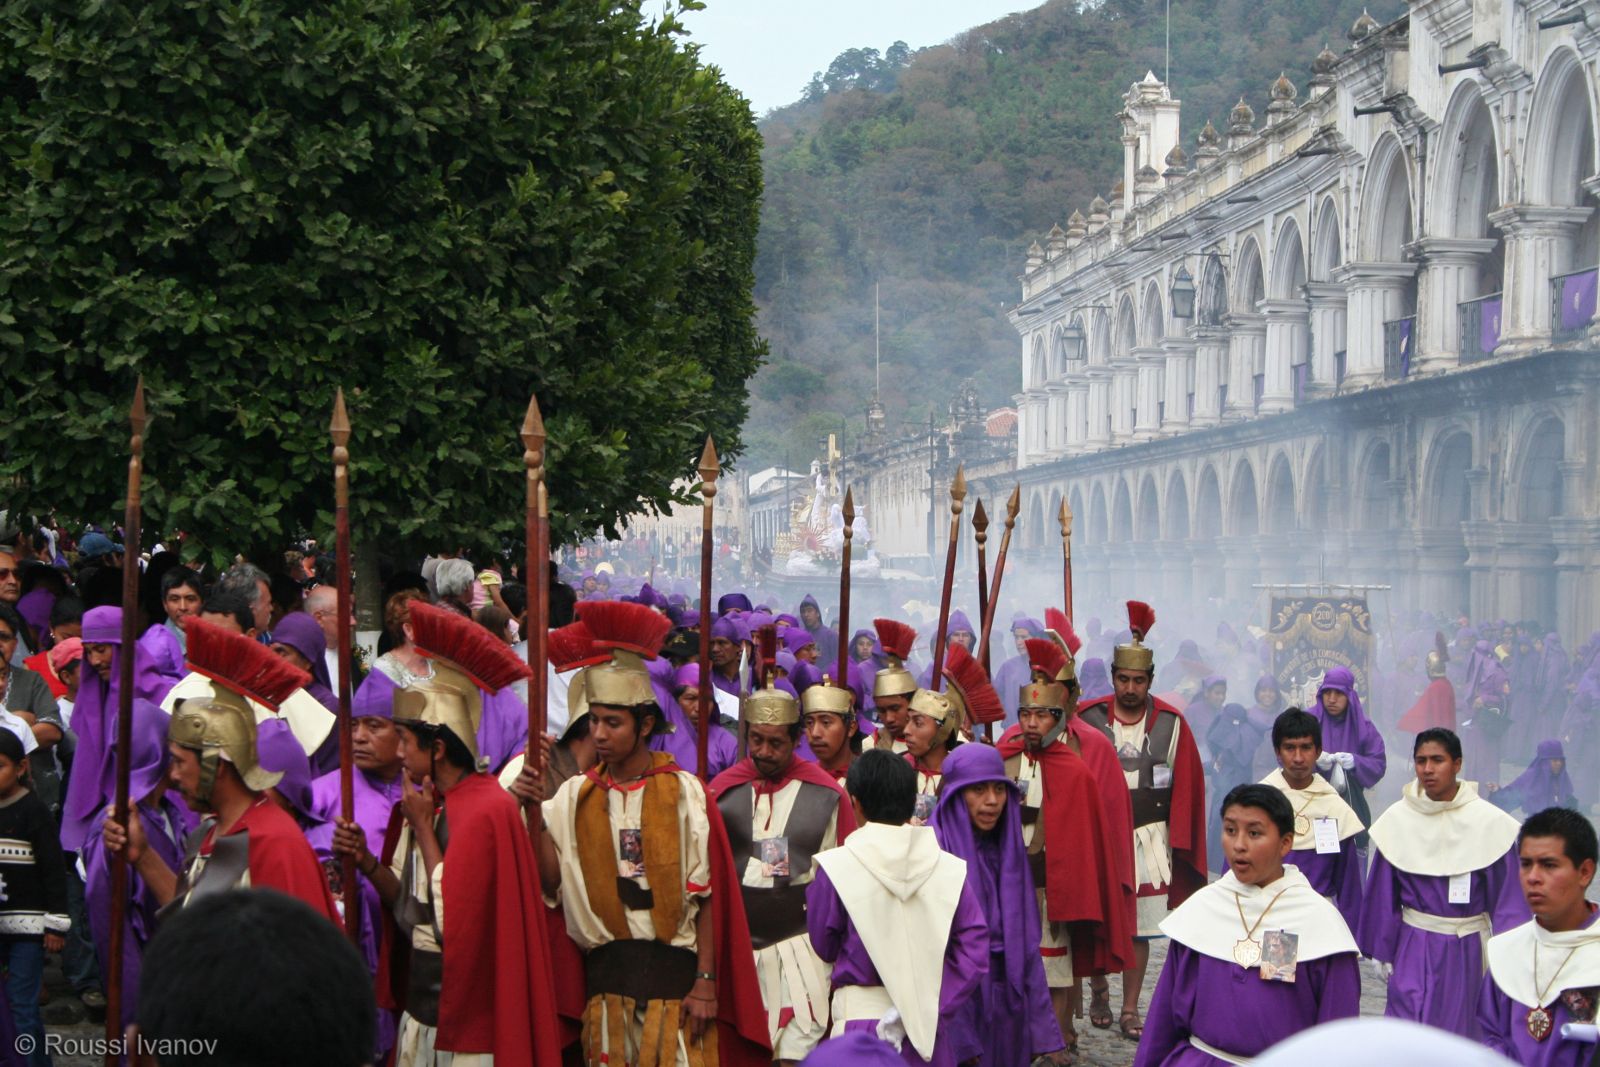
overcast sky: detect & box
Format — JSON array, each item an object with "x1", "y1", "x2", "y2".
[{"x1": 669, "y1": 1, "x2": 1040, "y2": 116}]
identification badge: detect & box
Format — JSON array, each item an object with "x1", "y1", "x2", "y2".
[
  {"x1": 618, "y1": 828, "x2": 646, "y2": 880},
  {"x1": 912, "y1": 793, "x2": 936, "y2": 825},
  {"x1": 1312, "y1": 817, "x2": 1341, "y2": 855},
  {"x1": 1259, "y1": 930, "x2": 1299, "y2": 983},
  {"x1": 1152, "y1": 765, "x2": 1173, "y2": 790},
  {"x1": 1117, "y1": 741, "x2": 1140, "y2": 760},
  {"x1": 1448, "y1": 873, "x2": 1471, "y2": 904},
  {"x1": 759, "y1": 836, "x2": 791, "y2": 879},
  {"x1": 1560, "y1": 986, "x2": 1598, "y2": 1024}
]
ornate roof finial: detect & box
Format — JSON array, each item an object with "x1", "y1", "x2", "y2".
[
  {"x1": 1229, "y1": 97, "x2": 1256, "y2": 133},
  {"x1": 1313, "y1": 45, "x2": 1338, "y2": 75},
  {"x1": 1350, "y1": 8, "x2": 1380, "y2": 40},
  {"x1": 1271, "y1": 72, "x2": 1297, "y2": 102}
]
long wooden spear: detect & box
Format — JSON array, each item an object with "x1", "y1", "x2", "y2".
[
  {"x1": 1058, "y1": 496, "x2": 1075, "y2": 624},
  {"x1": 973, "y1": 498, "x2": 990, "y2": 675},
  {"x1": 329, "y1": 391, "x2": 359, "y2": 941},
  {"x1": 695, "y1": 438, "x2": 719, "y2": 782},
  {"x1": 974, "y1": 485, "x2": 1021, "y2": 682},
  {"x1": 522, "y1": 395, "x2": 549, "y2": 845},
  {"x1": 106, "y1": 378, "x2": 145, "y2": 1063},
  {"x1": 927, "y1": 466, "x2": 966, "y2": 695},
  {"x1": 836, "y1": 488, "x2": 854, "y2": 684}
]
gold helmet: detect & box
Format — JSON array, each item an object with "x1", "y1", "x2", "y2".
[
  {"x1": 574, "y1": 601, "x2": 672, "y2": 734},
  {"x1": 908, "y1": 687, "x2": 962, "y2": 746},
  {"x1": 399, "y1": 602, "x2": 533, "y2": 769},
  {"x1": 174, "y1": 617, "x2": 309, "y2": 802},
  {"x1": 1111, "y1": 600, "x2": 1156, "y2": 674},
  {"x1": 743, "y1": 623, "x2": 800, "y2": 727},
  {"x1": 802, "y1": 676, "x2": 855, "y2": 721},
  {"x1": 873, "y1": 618, "x2": 917, "y2": 699}
]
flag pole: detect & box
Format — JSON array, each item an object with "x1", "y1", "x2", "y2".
[
  {"x1": 329, "y1": 390, "x2": 359, "y2": 941},
  {"x1": 927, "y1": 466, "x2": 966, "y2": 695},
  {"x1": 105, "y1": 378, "x2": 145, "y2": 1064},
  {"x1": 696, "y1": 438, "x2": 720, "y2": 782},
  {"x1": 973, "y1": 498, "x2": 990, "y2": 675},
  {"x1": 522, "y1": 396, "x2": 549, "y2": 847}
]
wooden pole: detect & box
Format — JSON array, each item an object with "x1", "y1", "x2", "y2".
[
  {"x1": 105, "y1": 378, "x2": 145, "y2": 1064},
  {"x1": 836, "y1": 488, "x2": 855, "y2": 686},
  {"x1": 973, "y1": 498, "x2": 990, "y2": 675},
  {"x1": 522, "y1": 396, "x2": 549, "y2": 846},
  {"x1": 329, "y1": 391, "x2": 359, "y2": 942},
  {"x1": 974, "y1": 485, "x2": 1021, "y2": 678},
  {"x1": 1059, "y1": 496, "x2": 1075, "y2": 624},
  {"x1": 927, "y1": 467, "x2": 966, "y2": 695},
  {"x1": 696, "y1": 438, "x2": 720, "y2": 782}
]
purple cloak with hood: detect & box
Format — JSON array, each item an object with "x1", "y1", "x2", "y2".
[
  {"x1": 1488, "y1": 739, "x2": 1577, "y2": 814},
  {"x1": 1309, "y1": 667, "x2": 1385, "y2": 836},
  {"x1": 646, "y1": 661, "x2": 736, "y2": 779},
  {"x1": 798, "y1": 594, "x2": 839, "y2": 671},
  {"x1": 928, "y1": 745, "x2": 1063, "y2": 1066},
  {"x1": 1078, "y1": 658, "x2": 1112, "y2": 704},
  {"x1": 916, "y1": 610, "x2": 976, "y2": 688},
  {"x1": 270, "y1": 612, "x2": 338, "y2": 712}
]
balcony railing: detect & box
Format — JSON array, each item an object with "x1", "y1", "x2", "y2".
[
  {"x1": 1383, "y1": 317, "x2": 1415, "y2": 380},
  {"x1": 1552, "y1": 267, "x2": 1597, "y2": 340},
  {"x1": 1458, "y1": 292, "x2": 1502, "y2": 364}
]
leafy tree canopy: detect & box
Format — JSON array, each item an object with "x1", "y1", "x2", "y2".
[{"x1": 0, "y1": 0, "x2": 765, "y2": 567}]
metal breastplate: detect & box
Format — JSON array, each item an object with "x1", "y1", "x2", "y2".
[
  {"x1": 717, "y1": 779, "x2": 837, "y2": 948},
  {"x1": 1085, "y1": 704, "x2": 1177, "y2": 829}
]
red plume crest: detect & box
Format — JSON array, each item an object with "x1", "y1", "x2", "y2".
[
  {"x1": 1126, "y1": 600, "x2": 1156, "y2": 642},
  {"x1": 1024, "y1": 637, "x2": 1070, "y2": 683},
  {"x1": 576, "y1": 600, "x2": 672, "y2": 660},
  {"x1": 183, "y1": 616, "x2": 310, "y2": 712},
  {"x1": 943, "y1": 643, "x2": 1005, "y2": 725},
  {"x1": 755, "y1": 625, "x2": 779, "y2": 688},
  {"x1": 874, "y1": 618, "x2": 916, "y2": 663},
  {"x1": 548, "y1": 621, "x2": 608, "y2": 673},
  {"x1": 1044, "y1": 608, "x2": 1082, "y2": 657},
  {"x1": 409, "y1": 600, "x2": 533, "y2": 693}
]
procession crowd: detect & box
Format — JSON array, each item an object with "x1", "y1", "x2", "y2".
[{"x1": 0, "y1": 517, "x2": 1594, "y2": 1067}]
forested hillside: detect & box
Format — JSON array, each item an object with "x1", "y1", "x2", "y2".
[{"x1": 744, "y1": 0, "x2": 1398, "y2": 468}]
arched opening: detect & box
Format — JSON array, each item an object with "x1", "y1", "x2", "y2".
[
  {"x1": 1360, "y1": 136, "x2": 1420, "y2": 376},
  {"x1": 1141, "y1": 281, "x2": 1166, "y2": 345},
  {"x1": 1112, "y1": 479, "x2": 1134, "y2": 542},
  {"x1": 1115, "y1": 295, "x2": 1138, "y2": 360},
  {"x1": 1027, "y1": 491, "x2": 1047, "y2": 550},
  {"x1": 1195, "y1": 466, "x2": 1223, "y2": 538},
  {"x1": 1165, "y1": 472, "x2": 1192, "y2": 541},
  {"x1": 1526, "y1": 51, "x2": 1599, "y2": 336},
  {"x1": 1029, "y1": 336, "x2": 1047, "y2": 388},
  {"x1": 1301, "y1": 446, "x2": 1329, "y2": 531},
  {"x1": 1235, "y1": 237, "x2": 1266, "y2": 315},
  {"x1": 1270, "y1": 220, "x2": 1310, "y2": 396},
  {"x1": 1197, "y1": 254, "x2": 1229, "y2": 326},
  {"x1": 1088, "y1": 483, "x2": 1109, "y2": 545},
  {"x1": 1518, "y1": 418, "x2": 1565, "y2": 523},
  {"x1": 1425, "y1": 431, "x2": 1474, "y2": 528},
  {"x1": 1358, "y1": 443, "x2": 1393, "y2": 529},
  {"x1": 1137, "y1": 474, "x2": 1160, "y2": 536},
  {"x1": 1437, "y1": 85, "x2": 1507, "y2": 359},
  {"x1": 1229, "y1": 460, "x2": 1260, "y2": 537},
  {"x1": 1264, "y1": 453, "x2": 1296, "y2": 534},
  {"x1": 1309, "y1": 199, "x2": 1343, "y2": 282},
  {"x1": 1090, "y1": 307, "x2": 1113, "y2": 365},
  {"x1": 1069, "y1": 488, "x2": 1088, "y2": 544}
]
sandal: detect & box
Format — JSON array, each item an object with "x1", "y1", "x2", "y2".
[
  {"x1": 1119, "y1": 1008, "x2": 1144, "y2": 1041},
  {"x1": 1089, "y1": 985, "x2": 1114, "y2": 1029}
]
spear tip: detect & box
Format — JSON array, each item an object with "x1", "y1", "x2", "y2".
[
  {"x1": 130, "y1": 376, "x2": 147, "y2": 435},
  {"x1": 520, "y1": 393, "x2": 546, "y2": 451},
  {"x1": 972, "y1": 497, "x2": 989, "y2": 530},
  {"x1": 329, "y1": 387, "x2": 351, "y2": 445},
  {"x1": 950, "y1": 465, "x2": 967, "y2": 503},
  {"x1": 1059, "y1": 496, "x2": 1073, "y2": 535},
  {"x1": 842, "y1": 486, "x2": 856, "y2": 526},
  {"x1": 698, "y1": 435, "x2": 721, "y2": 482},
  {"x1": 1005, "y1": 484, "x2": 1021, "y2": 518}
]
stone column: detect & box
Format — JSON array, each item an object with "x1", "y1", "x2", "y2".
[
  {"x1": 1258, "y1": 298, "x2": 1307, "y2": 414},
  {"x1": 1013, "y1": 392, "x2": 1030, "y2": 468},
  {"x1": 1189, "y1": 327, "x2": 1227, "y2": 426},
  {"x1": 1216, "y1": 535, "x2": 1258, "y2": 603},
  {"x1": 1224, "y1": 314, "x2": 1264, "y2": 419},
  {"x1": 1552, "y1": 515, "x2": 1600, "y2": 642},
  {"x1": 1407, "y1": 236, "x2": 1500, "y2": 373},
  {"x1": 1110, "y1": 360, "x2": 1137, "y2": 441},
  {"x1": 1064, "y1": 379, "x2": 1089, "y2": 455},
  {"x1": 1085, "y1": 367, "x2": 1112, "y2": 449},
  {"x1": 1414, "y1": 528, "x2": 1471, "y2": 617},
  {"x1": 1331, "y1": 262, "x2": 1417, "y2": 386},
  {"x1": 1132, "y1": 345, "x2": 1164, "y2": 440},
  {"x1": 1303, "y1": 282, "x2": 1347, "y2": 394},
  {"x1": 1044, "y1": 382, "x2": 1067, "y2": 457},
  {"x1": 1160, "y1": 335, "x2": 1196, "y2": 433},
  {"x1": 1487, "y1": 204, "x2": 1593, "y2": 352}
]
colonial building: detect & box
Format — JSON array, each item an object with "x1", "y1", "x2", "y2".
[{"x1": 998, "y1": 0, "x2": 1600, "y2": 638}]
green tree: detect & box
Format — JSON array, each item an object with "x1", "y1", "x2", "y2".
[{"x1": 0, "y1": 0, "x2": 764, "y2": 566}]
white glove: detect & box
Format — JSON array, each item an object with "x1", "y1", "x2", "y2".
[
  {"x1": 1315, "y1": 752, "x2": 1335, "y2": 771},
  {"x1": 1335, "y1": 751, "x2": 1356, "y2": 771},
  {"x1": 1378, "y1": 961, "x2": 1393, "y2": 981},
  {"x1": 876, "y1": 1007, "x2": 907, "y2": 1052},
  {"x1": 1328, "y1": 763, "x2": 1348, "y2": 793}
]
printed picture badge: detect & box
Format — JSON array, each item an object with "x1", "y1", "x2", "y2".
[
  {"x1": 618, "y1": 828, "x2": 646, "y2": 879},
  {"x1": 1259, "y1": 930, "x2": 1299, "y2": 983},
  {"x1": 760, "y1": 836, "x2": 791, "y2": 879}
]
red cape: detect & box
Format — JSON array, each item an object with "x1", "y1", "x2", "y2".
[
  {"x1": 1398, "y1": 677, "x2": 1456, "y2": 733},
  {"x1": 211, "y1": 799, "x2": 340, "y2": 924},
  {"x1": 709, "y1": 757, "x2": 858, "y2": 840},
  {"x1": 1068, "y1": 719, "x2": 1137, "y2": 922},
  {"x1": 996, "y1": 726, "x2": 1134, "y2": 976},
  {"x1": 434, "y1": 774, "x2": 564, "y2": 1065},
  {"x1": 703, "y1": 780, "x2": 778, "y2": 1066},
  {"x1": 1079, "y1": 696, "x2": 1208, "y2": 910}
]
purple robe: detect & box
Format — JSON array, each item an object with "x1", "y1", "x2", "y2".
[
  {"x1": 1309, "y1": 668, "x2": 1385, "y2": 838},
  {"x1": 648, "y1": 660, "x2": 737, "y2": 779},
  {"x1": 799, "y1": 595, "x2": 839, "y2": 672},
  {"x1": 477, "y1": 686, "x2": 527, "y2": 774},
  {"x1": 993, "y1": 654, "x2": 1034, "y2": 725},
  {"x1": 1289, "y1": 843, "x2": 1364, "y2": 934},
  {"x1": 806, "y1": 864, "x2": 989, "y2": 1066},
  {"x1": 1132, "y1": 942, "x2": 1361, "y2": 1066},
  {"x1": 1490, "y1": 739, "x2": 1578, "y2": 815},
  {"x1": 1477, "y1": 907, "x2": 1600, "y2": 1067},
  {"x1": 1078, "y1": 658, "x2": 1112, "y2": 704},
  {"x1": 136, "y1": 621, "x2": 186, "y2": 683},
  {"x1": 1357, "y1": 847, "x2": 1530, "y2": 1037},
  {"x1": 928, "y1": 745, "x2": 1062, "y2": 1065}
]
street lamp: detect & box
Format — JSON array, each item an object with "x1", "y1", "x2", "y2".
[
  {"x1": 1061, "y1": 321, "x2": 1087, "y2": 362},
  {"x1": 1171, "y1": 265, "x2": 1197, "y2": 319}
]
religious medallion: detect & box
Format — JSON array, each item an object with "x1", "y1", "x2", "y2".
[
  {"x1": 1526, "y1": 1006, "x2": 1553, "y2": 1042},
  {"x1": 1233, "y1": 937, "x2": 1262, "y2": 968}
]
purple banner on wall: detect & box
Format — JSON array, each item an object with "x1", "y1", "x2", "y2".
[
  {"x1": 1559, "y1": 269, "x2": 1598, "y2": 332},
  {"x1": 1480, "y1": 296, "x2": 1502, "y2": 352},
  {"x1": 1398, "y1": 317, "x2": 1413, "y2": 378}
]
